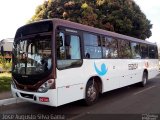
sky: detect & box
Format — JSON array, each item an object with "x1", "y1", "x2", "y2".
[
  {"x1": 0, "y1": 0, "x2": 44, "y2": 40},
  {"x1": 0, "y1": 0, "x2": 159, "y2": 45},
  {"x1": 134, "y1": 0, "x2": 160, "y2": 45}
]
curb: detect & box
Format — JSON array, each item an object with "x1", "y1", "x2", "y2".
[{"x1": 0, "y1": 98, "x2": 25, "y2": 106}]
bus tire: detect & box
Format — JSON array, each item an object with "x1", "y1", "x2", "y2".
[
  {"x1": 140, "y1": 72, "x2": 148, "y2": 87},
  {"x1": 84, "y1": 80, "x2": 99, "y2": 106}
]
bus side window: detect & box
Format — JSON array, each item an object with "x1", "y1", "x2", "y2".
[
  {"x1": 57, "y1": 31, "x2": 82, "y2": 70},
  {"x1": 65, "y1": 35, "x2": 71, "y2": 59},
  {"x1": 83, "y1": 32, "x2": 102, "y2": 59},
  {"x1": 57, "y1": 32, "x2": 65, "y2": 59},
  {"x1": 155, "y1": 46, "x2": 158, "y2": 59},
  {"x1": 131, "y1": 42, "x2": 141, "y2": 59},
  {"x1": 140, "y1": 44, "x2": 149, "y2": 59},
  {"x1": 69, "y1": 35, "x2": 81, "y2": 59},
  {"x1": 102, "y1": 36, "x2": 118, "y2": 59},
  {"x1": 119, "y1": 40, "x2": 132, "y2": 59},
  {"x1": 149, "y1": 45, "x2": 156, "y2": 59}
]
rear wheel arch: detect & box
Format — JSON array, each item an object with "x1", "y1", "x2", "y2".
[
  {"x1": 140, "y1": 69, "x2": 148, "y2": 87},
  {"x1": 143, "y1": 69, "x2": 148, "y2": 78},
  {"x1": 86, "y1": 76, "x2": 103, "y2": 94}
]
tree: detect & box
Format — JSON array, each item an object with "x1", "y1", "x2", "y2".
[{"x1": 29, "y1": 0, "x2": 152, "y2": 40}]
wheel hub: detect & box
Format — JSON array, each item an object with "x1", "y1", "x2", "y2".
[{"x1": 87, "y1": 86, "x2": 96, "y2": 101}]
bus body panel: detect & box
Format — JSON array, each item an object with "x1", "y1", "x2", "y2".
[
  {"x1": 11, "y1": 85, "x2": 58, "y2": 107},
  {"x1": 56, "y1": 59, "x2": 159, "y2": 106},
  {"x1": 147, "y1": 59, "x2": 159, "y2": 79},
  {"x1": 57, "y1": 83, "x2": 84, "y2": 106}
]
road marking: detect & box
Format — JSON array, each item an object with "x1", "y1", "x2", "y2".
[{"x1": 134, "y1": 86, "x2": 156, "y2": 95}]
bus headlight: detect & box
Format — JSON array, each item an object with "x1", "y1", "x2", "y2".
[{"x1": 37, "y1": 79, "x2": 54, "y2": 93}]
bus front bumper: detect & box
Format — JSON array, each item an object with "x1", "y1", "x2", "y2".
[{"x1": 11, "y1": 85, "x2": 58, "y2": 107}]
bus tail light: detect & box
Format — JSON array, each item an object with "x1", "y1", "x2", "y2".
[{"x1": 37, "y1": 79, "x2": 55, "y2": 93}]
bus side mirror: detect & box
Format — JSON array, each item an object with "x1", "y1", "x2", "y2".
[{"x1": 1, "y1": 46, "x2": 4, "y2": 56}]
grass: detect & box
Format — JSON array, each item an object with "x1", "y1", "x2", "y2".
[{"x1": 0, "y1": 72, "x2": 11, "y2": 92}]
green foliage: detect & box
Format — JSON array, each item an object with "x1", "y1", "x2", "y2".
[
  {"x1": 0, "y1": 58, "x2": 12, "y2": 72},
  {"x1": 29, "y1": 0, "x2": 152, "y2": 40},
  {"x1": 0, "y1": 73, "x2": 11, "y2": 92}
]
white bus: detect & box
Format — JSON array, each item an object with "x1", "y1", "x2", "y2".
[{"x1": 11, "y1": 19, "x2": 159, "y2": 107}]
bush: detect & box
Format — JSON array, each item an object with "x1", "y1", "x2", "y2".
[
  {"x1": 0, "y1": 73, "x2": 11, "y2": 92},
  {"x1": 0, "y1": 57, "x2": 12, "y2": 72}
]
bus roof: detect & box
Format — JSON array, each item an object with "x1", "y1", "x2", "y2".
[
  {"x1": 18, "y1": 18, "x2": 156, "y2": 46},
  {"x1": 52, "y1": 18, "x2": 156, "y2": 46}
]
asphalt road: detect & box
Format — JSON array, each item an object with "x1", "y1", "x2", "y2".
[{"x1": 0, "y1": 74, "x2": 160, "y2": 120}]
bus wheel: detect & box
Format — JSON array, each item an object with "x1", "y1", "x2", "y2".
[
  {"x1": 140, "y1": 72, "x2": 148, "y2": 87},
  {"x1": 85, "y1": 80, "x2": 99, "y2": 105}
]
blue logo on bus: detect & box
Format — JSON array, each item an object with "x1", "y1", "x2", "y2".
[{"x1": 94, "y1": 62, "x2": 108, "y2": 76}]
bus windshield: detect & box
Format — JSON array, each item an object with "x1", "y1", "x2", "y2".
[{"x1": 12, "y1": 35, "x2": 52, "y2": 75}]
